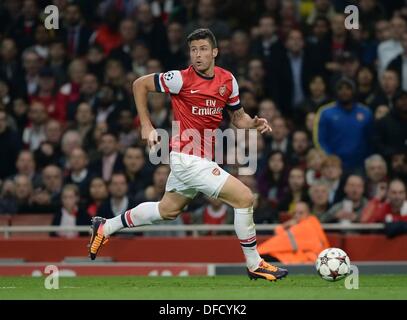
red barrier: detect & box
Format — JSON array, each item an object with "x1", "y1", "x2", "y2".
[{"x1": 0, "y1": 234, "x2": 406, "y2": 262}]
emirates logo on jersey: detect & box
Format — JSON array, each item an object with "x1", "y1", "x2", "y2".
[{"x1": 219, "y1": 85, "x2": 226, "y2": 96}]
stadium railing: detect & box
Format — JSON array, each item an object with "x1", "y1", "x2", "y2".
[{"x1": 0, "y1": 223, "x2": 385, "y2": 239}]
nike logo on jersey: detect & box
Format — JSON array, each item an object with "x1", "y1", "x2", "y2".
[{"x1": 190, "y1": 90, "x2": 200, "y2": 94}]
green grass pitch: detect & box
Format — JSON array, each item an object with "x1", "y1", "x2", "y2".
[{"x1": 0, "y1": 275, "x2": 406, "y2": 300}]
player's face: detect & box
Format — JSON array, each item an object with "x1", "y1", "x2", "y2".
[{"x1": 189, "y1": 39, "x2": 218, "y2": 73}]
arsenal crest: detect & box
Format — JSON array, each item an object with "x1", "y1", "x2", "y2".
[{"x1": 219, "y1": 85, "x2": 226, "y2": 96}]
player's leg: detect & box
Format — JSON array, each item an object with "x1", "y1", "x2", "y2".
[
  {"x1": 217, "y1": 175, "x2": 288, "y2": 281},
  {"x1": 88, "y1": 191, "x2": 191, "y2": 260}
]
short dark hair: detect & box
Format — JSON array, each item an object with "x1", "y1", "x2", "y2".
[{"x1": 187, "y1": 28, "x2": 217, "y2": 48}]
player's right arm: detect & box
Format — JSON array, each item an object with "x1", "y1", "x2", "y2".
[
  {"x1": 133, "y1": 74, "x2": 159, "y2": 148},
  {"x1": 133, "y1": 71, "x2": 183, "y2": 148}
]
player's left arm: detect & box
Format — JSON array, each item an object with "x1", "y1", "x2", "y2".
[
  {"x1": 226, "y1": 74, "x2": 271, "y2": 134},
  {"x1": 227, "y1": 108, "x2": 272, "y2": 134}
]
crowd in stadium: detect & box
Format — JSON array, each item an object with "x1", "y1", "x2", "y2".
[{"x1": 0, "y1": 0, "x2": 407, "y2": 237}]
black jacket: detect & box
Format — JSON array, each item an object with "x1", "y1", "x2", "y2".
[
  {"x1": 0, "y1": 128, "x2": 22, "y2": 179},
  {"x1": 387, "y1": 54, "x2": 403, "y2": 88},
  {"x1": 373, "y1": 109, "x2": 407, "y2": 157}
]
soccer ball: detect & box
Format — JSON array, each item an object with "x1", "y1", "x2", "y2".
[{"x1": 315, "y1": 248, "x2": 351, "y2": 281}]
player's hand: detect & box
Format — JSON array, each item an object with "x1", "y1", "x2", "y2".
[
  {"x1": 253, "y1": 116, "x2": 272, "y2": 134},
  {"x1": 141, "y1": 125, "x2": 159, "y2": 149}
]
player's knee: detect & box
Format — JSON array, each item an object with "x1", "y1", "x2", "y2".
[{"x1": 236, "y1": 188, "x2": 255, "y2": 208}]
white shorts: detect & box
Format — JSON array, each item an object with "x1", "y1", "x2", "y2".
[{"x1": 165, "y1": 151, "x2": 230, "y2": 199}]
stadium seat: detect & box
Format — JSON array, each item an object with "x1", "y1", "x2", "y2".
[{"x1": 10, "y1": 214, "x2": 54, "y2": 238}]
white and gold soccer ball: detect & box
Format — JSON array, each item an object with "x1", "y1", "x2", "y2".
[{"x1": 315, "y1": 248, "x2": 351, "y2": 281}]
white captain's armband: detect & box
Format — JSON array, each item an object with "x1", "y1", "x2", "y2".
[
  {"x1": 154, "y1": 71, "x2": 183, "y2": 94},
  {"x1": 226, "y1": 75, "x2": 241, "y2": 111}
]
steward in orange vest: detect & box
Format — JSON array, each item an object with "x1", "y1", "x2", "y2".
[{"x1": 258, "y1": 202, "x2": 330, "y2": 264}]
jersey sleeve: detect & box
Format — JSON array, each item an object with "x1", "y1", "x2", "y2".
[
  {"x1": 225, "y1": 75, "x2": 241, "y2": 111},
  {"x1": 154, "y1": 70, "x2": 183, "y2": 94}
]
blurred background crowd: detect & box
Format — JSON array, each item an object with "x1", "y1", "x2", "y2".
[{"x1": 1, "y1": 0, "x2": 407, "y2": 237}]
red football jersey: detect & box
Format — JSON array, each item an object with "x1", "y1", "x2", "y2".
[{"x1": 154, "y1": 65, "x2": 241, "y2": 158}]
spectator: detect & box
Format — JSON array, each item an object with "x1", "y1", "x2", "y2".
[
  {"x1": 185, "y1": 0, "x2": 231, "y2": 40},
  {"x1": 148, "y1": 93, "x2": 171, "y2": 130},
  {"x1": 371, "y1": 69, "x2": 400, "y2": 110},
  {"x1": 387, "y1": 32, "x2": 407, "y2": 91},
  {"x1": 131, "y1": 41, "x2": 150, "y2": 76},
  {"x1": 314, "y1": 78, "x2": 374, "y2": 171},
  {"x1": 356, "y1": 65, "x2": 377, "y2": 107},
  {"x1": 136, "y1": 3, "x2": 168, "y2": 60},
  {"x1": 60, "y1": 130, "x2": 83, "y2": 169},
  {"x1": 117, "y1": 109, "x2": 139, "y2": 151},
  {"x1": 242, "y1": 58, "x2": 268, "y2": 100},
  {"x1": 109, "y1": 19, "x2": 138, "y2": 71},
  {"x1": 94, "y1": 84, "x2": 123, "y2": 130},
  {"x1": 86, "y1": 44, "x2": 106, "y2": 81},
  {"x1": 13, "y1": 150, "x2": 41, "y2": 188},
  {"x1": 48, "y1": 39, "x2": 68, "y2": 86},
  {"x1": 257, "y1": 151, "x2": 288, "y2": 209},
  {"x1": 278, "y1": 167, "x2": 310, "y2": 216},
  {"x1": 98, "y1": 0, "x2": 142, "y2": 18},
  {"x1": 61, "y1": 3, "x2": 93, "y2": 58},
  {"x1": 32, "y1": 165, "x2": 63, "y2": 212},
  {"x1": 0, "y1": 38, "x2": 22, "y2": 94},
  {"x1": 58, "y1": 59, "x2": 87, "y2": 113},
  {"x1": 65, "y1": 147, "x2": 92, "y2": 201},
  {"x1": 272, "y1": 29, "x2": 318, "y2": 114},
  {"x1": 86, "y1": 177, "x2": 109, "y2": 218},
  {"x1": 134, "y1": 165, "x2": 169, "y2": 204},
  {"x1": 22, "y1": 101, "x2": 48, "y2": 151},
  {"x1": 373, "y1": 90, "x2": 407, "y2": 157},
  {"x1": 0, "y1": 109, "x2": 22, "y2": 179},
  {"x1": 320, "y1": 175, "x2": 368, "y2": 223},
  {"x1": 288, "y1": 129, "x2": 311, "y2": 169},
  {"x1": 268, "y1": 116, "x2": 291, "y2": 154},
  {"x1": 0, "y1": 179, "x2": 17, "y2": 214},
  {"x1": 227, "y1": 31, "x2": 251, "y2": 79},
  {"x1": 52, "y1": 184, "x2": 89, "y2": 238},
  {"x1": 70, "y1": 102, "x2": 95, "y2": 149},
  {"x1": 97, "y1": 173, "x2": 137, "y2": 219},
  {"x1": 306, "y1": 0, "x2": 336, "y2": 26},
  {"x1": 296, "y1": 75, "x2": 330, "y2": 126},
  {"x1": 9, "y1": 0, "x2": 40, "y2": 50},
  {"x1": 67, "y1": 74, "x2": 99, "y2": 121},
  {"x1": 163, "y1": 21, "x2": 187, "y2": 71},
  {"x1": 34, "y1": 119, "x2": 63, "y2": 169},
  {"x1": 258, "y1": 99, "x2": 281, "y2": 130},
  {"x1": 320, "y1": 155, "x2": 346, "y2": 206},
  {"x1": 361, "y1": 179, "x2": 407, "y2": 223},
  {"x1": 309, "y1": 181, "x2": 330, "y2": 219},
  {"x1": 123, "y1": 145, "x2": 153, "y2": 195},
  {"x1": 90, "y1": 131, "x2": 124, "y2": 182},
  {"x1": 377, "y1": 16, "x2": 406, "y2": 76},
  {"x1": 251, "y1": 15, "x2": 283, "y2": 61},
  {"x1": 305, "y1": 148, "x2": 326, "y2": 186},
  {"x1": 389, "y1": 151, "x2": 407, "y2": 182},
  {"x1": 191, "y1": 197, "x2": 234, "y2": 235},
  {"x1": 13, "y1": 174, "x2": 35, "y2": 213},
  {"x1": 364, "y1": 154, "x2": 388, "y2": 198}
]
